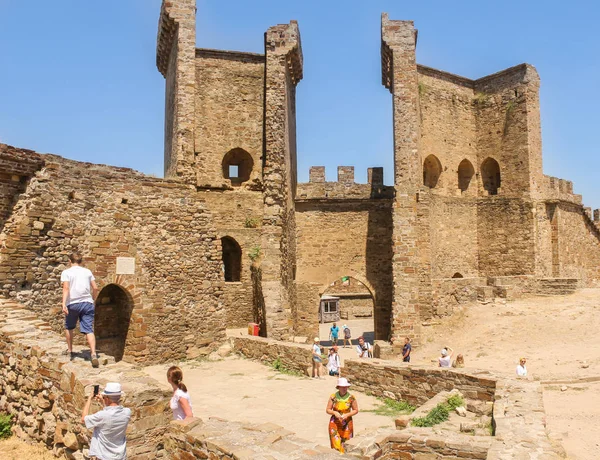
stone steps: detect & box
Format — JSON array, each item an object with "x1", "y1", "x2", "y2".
[{"x1": 536, "y1": 278, "x2": 579, "y2": 295}]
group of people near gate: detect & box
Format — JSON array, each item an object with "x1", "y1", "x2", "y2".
[{"x1": 61, "y1": 252, "x2": 530, "y2": 457}]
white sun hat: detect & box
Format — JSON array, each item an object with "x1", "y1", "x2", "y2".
[
  {"x1": 336, "y1": 377, "x2": 351, "y2": 388},
  {"x1": 101, "y1": 382, "x2": 122, "y2": 396}
]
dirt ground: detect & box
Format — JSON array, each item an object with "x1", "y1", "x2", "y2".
[
  {"x1": 144, "y1": 358, "x2": 396, "y2": 448},
  {"x1": 415, "y1": 288, "x2": 600, "y2": 460},
  {"x1": 0, "y1": 438, "x2": 53, "y2": 459}
]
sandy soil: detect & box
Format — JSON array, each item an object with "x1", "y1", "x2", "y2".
[
  {"x1": 415, "y1": 288, "x2": 600, "y2": 460},
  {"x1": 144, "y1": 358, "x2": 396, "y2": 448},
  {"x1": 0, "y1": 438, "x2": 53, "y2": 459}
]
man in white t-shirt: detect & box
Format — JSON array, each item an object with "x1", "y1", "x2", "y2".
[
  {"x1": 61, "y1": 252, "x2": 99, "y2": 367},
  {"x1": 355, "y1": 336, "x2": 373, "y2": 358}
]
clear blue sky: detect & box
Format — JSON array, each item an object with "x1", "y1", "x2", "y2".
[{"x1": 1, "y1": 1, "x2": 599, "y2": 206}]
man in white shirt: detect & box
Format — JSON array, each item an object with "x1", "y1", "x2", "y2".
[
  {"x1": 82, "y1": 382, "x2": 131, "y2": 460},
  {"x1": 516, "y1": 358, "x2": 527, "y2": 377},
  {"x1": 355, "y1": 336, "x2": 373, "y2": 358},
  {"x1": 61, "y1": 252, "x2": 99, "y2": 367}
]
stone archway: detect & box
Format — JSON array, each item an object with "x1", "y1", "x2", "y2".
[{"x1": 95, "y1": 284, "x2": 134, "y2": 362}]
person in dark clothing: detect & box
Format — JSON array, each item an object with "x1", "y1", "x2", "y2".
[{"x1": 402, "y1": 337, "x2": 412, "y2": 363}]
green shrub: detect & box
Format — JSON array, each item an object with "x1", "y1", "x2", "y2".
[
  {"x1": 244, "y1": 217, "x2": 261, "y2": 228},
  {"x1": 445, "y1": 394, "x2": 464, "y2": 411},
  {"x1": 0, "y1": 413, "x2": 12, "y2": 439},
  {"x1": 248, "y1": 245, "x2": 261, "y2": 262}
]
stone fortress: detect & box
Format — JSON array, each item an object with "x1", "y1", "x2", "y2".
[
  {"x1": 1, "y1": 0, "x2": 600, "y2": 364},
  {"x1": 0, "y1": 0, "x2": 598, "y2": 363},
  {"x1": 0, "y1": 0, "x2": 589, "y2": 458}
]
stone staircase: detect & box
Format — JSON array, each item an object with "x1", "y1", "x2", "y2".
[{"x1": 536, "y1": 278, "x2": 579, "y2": 296}]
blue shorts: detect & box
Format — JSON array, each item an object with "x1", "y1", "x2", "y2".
[{"x1": 65, "y1": 302, "x2": 95, "y2": 334}]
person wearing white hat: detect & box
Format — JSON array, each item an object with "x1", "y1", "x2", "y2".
[
  {"x1": 82, "y1": 382, "x2": 131, "y2": 460},
  {"x1": 438, "y1": 346, "x2": 453, "y2": 368},
  {"x1": 326, "y1": 377, "x2": 358, "y2": 453},
  {"x1": 312, "y1": 337, "x2": 324, "y2": 379}
]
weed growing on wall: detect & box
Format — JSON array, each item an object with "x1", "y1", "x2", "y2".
[
  {"x1": 248, "y1": 245, "x2": 261, "y2": 262},
  {"x1": 244, "y1": 217, "x2": 261, "y2": 228},
  {"x1": 411, "y1": 394, "x2": 465, "y2": 427},
  {"x1": 0, "y1": 413, "x2": 12, "y2": 439},
  {"x1": 365, "y1": 397, "x2": 415, "y2": 417}
]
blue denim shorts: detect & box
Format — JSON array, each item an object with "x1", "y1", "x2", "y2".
[{"x1": 65, "y1": 302, "x2": 95, "y2": 334}]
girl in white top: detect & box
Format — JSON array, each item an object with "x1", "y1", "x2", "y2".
[
  {"x1": 167, "y1": 366, "x2": 193, "y2": 420},
  {"x1": 327, "y1": 346, "x2": 341, "y2": 376},
  {"x1": 516, "y1": 358, "x2": 527, "y2": 377},
  {"x1": 438, "y1": 347, "x2": 453, "y2": 368}
]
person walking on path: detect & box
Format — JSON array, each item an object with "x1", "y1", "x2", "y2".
[
  {"x1": 167, "y1": 366, "x2": 194, "y2": 420},
  {"x1": 355, "y1": 336, "x2": 373, "y2": 358},
  {"x1": 312, "y1": 337, "x2": 324, "y2": 379},
  {"x1": 61, "y1": 252, "x2": 99, "y2": 367},
  {"x1": 402, "y1": 337, "x2": 412, "y2": 363},
  {"x1": 329, "y1": 322, "x2": 340, "y2": 346},
  {"x1": 326, "y1": 377, "x2": 358, "y2": 454},
  {"x1": 342, "y1": 325, "x2": 352, "y2": 348},
  {"x1": 516, "y1": 357, "x2": 527, "y2": 377},
  {"x1": 82, "y1": 382, "x2": 131, "y2": 460},
  {"x1": 327, "y1": 345, "x2": 341, "y2": 376},
  {"x1": 438, "y1": 346, "x2": 453, "y2": 368}
]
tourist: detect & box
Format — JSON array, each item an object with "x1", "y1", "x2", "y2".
[
  {"x1": 167, "y1": 366, "x2": 194, "y2": 419},
  {"x1": 342, "y1": 325, "x2": 352, "y2": 348},
  {"x1": 327, "y1": 345, "x2": 341, "y2": 376},
  {"x1": 61, "y1": 252, "x2": 99, "y2": 367},
  {"x1": 312, "y1": 337, "x2": 324, "y2": 379},
  {"x1": 326, "y1": 377, "x2": 358, "y2": 454},
  {"x1": 452, "y1": 354, "x2": 465, "y2": 368},
  {"x1": 329, "y1": 322, "x2": 340, "y2": 346},
  {"x1": 355, "y1": 336, "x2": 373, "y2": 358},
  {"x1": 82, "y1": 382, "x2": 131, "y2": 460},
  {"x1": 402, "y1": 337, "x2": 412, "y2": 363},
  {"x1": 516, "y1": 358, "x2": 527, "y2": 377},
  {"x1": 438, "y1": 346, "x2": 453, "y2": 367}
]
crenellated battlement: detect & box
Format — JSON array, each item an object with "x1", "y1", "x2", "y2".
[
  {"x1": 297, "y1": 166, "x2": 393, "y2": 200},
  {"x1": 543, "y1": 175, "x2": 582, "y2": 205}
]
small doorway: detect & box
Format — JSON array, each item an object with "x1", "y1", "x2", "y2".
[{"x1": 95, "y1": 284, "x2": 133, "y2": 362}]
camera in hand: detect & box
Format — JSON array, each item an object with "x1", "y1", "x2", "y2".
[{"x1": 93, "y1": 385, "x2": 100, "y2": 396}]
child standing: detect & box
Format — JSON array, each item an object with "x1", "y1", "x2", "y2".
[{"x1": 327, "y1": 346, "x2": 341, "y2": 376}]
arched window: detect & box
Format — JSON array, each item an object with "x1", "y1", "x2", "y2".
[
  {"x1": 457, "y1": 159, "x2": 475, "y2": 192},
  {"x1": 452, "y1": 272, "x2": 464, "y2": 279},
  {"x1": 221, "y1": 236, "x2": 241, "y2": 282},
  {"x1": 423, "y1": 155, "x2": 442, "y2": 188},
  {"x1": 222, "y1": 148, "x2": 254, "y2": 186},
  {"x1": 481, "y1": 158, "x2": 501, "y2": 195}
]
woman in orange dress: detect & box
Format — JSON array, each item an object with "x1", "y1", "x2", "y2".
[{"x1": 326, "y1": 377, "x2": 359, "y2": 453}]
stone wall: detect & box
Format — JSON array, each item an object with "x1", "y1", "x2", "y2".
[
  {"x1": 0, "y1": 146, "x2": 45, "y2": 230},
  {"x1": 429, "y1": 194, "x2": 479, "y2": 279},
  {"x1": 0, "y1": 300, "x2": 171, "y2": 459},
  {"x1": 0, "y1": 148, "x2": 225, "y2": 364},
  {"x1": 194, "y1": 49, "x2": 265, "y2": 189},
  {"x1": 477, "y1": 198, "x2": 535, "y2": 277},
  {"x1": 295, "y1": 199, "x2": 393, "y2": 339}
]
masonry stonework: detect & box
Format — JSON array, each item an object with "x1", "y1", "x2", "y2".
[{"x1": 1, "y1": 0, "x2": 599, "y2": 361}]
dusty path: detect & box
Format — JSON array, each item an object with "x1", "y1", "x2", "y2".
[
  {"x1": 144, "y1": 357, "x2": 396, "y2": 448},
  {"x1": 415, "y1": 288, "x2": 600, "y2": 460}
]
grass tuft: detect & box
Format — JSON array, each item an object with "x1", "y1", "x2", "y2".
[{"x1": 364, "y1": 397, "x2": 415, "y2": 417}]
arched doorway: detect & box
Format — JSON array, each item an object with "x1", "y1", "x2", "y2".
[
  {"x1": 221, "y1": 236, "x2": 242, "y2": 282},
  {"x1": 95, "y1": 284, "x2": 133, "y2": 362},
  {"x1": 481, "y1": 157, "x2": 501, "y2": 195},
  {"x1": 320, "y1": 276, "x2": 375, "y2": 345},
  {"x1": 423, "y1": 154, "x2": 442, "y2": 189}
]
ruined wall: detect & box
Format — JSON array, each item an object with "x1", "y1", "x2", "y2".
[
  {"x1": 477, "y1": 198, "x2": 535, "y2": 276},
  {"x1": 0, "y1": 300, "x2": 171, "y2": 459},
  {"x1": 0, "y1": 146, "x2": 45, "y2": 229},
  {"x1": 295, "y1": 199, "x2": 393, "y2": 339},
  {"x1": 0, "y1": 148, "x2": 225, "y2": 363},
  {"x1": 194, "y1": 49, "x2": 265, "y2": 189},
  {"x1": 417, "y1": 66, "x2": 478, "y2": 196}
]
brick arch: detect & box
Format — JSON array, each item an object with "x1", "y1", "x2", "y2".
[
  {"x1": 318, "y1": 272, "x2": 377, "y2": 303},
  {"x1": 95, "y1": 274, "x2": 145, "y2": 362}
]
